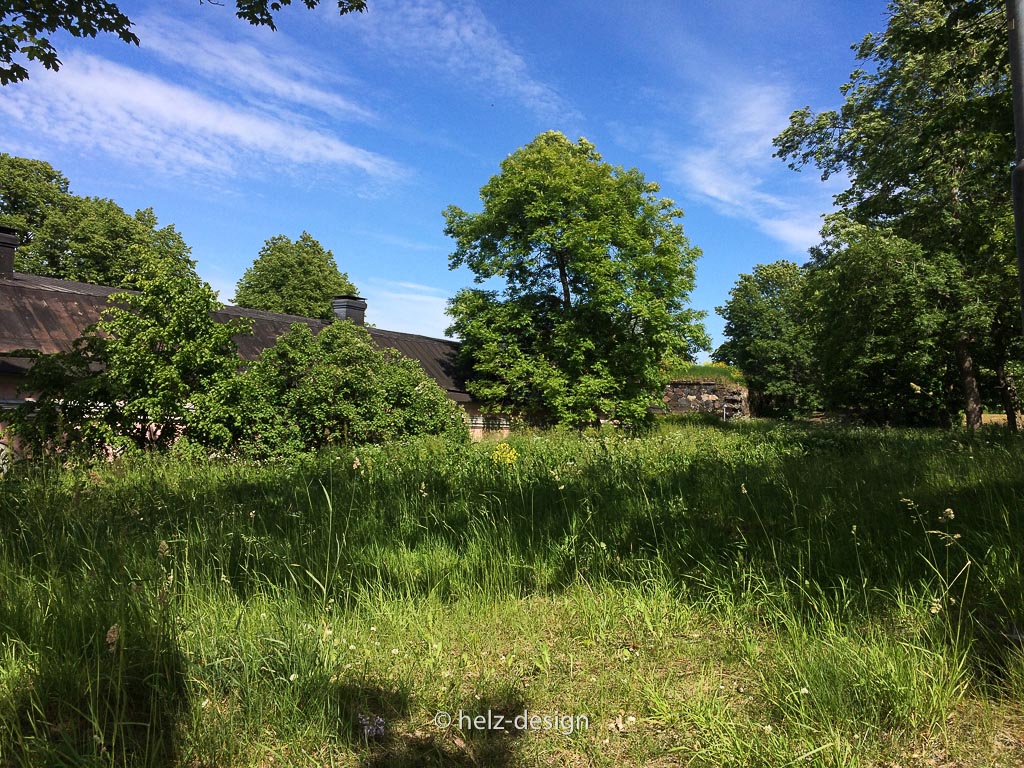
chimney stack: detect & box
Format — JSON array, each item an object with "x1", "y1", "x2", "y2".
[
  {"x1": 0, "y1": 226, "x2": 17, "y2": 280},
  {"x1": 332, "y1": 295, "x2": 367, "y2": 325}
]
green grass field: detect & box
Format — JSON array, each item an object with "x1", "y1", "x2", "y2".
[{"x1": 1, "y1": 420, "x2": 1023, "y2": 766}]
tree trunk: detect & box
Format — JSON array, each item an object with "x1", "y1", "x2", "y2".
[
  {"x1": 554, "y1": 249, "x2": 572, "y2": 311},
  {"x1": 955, "y1": 338, "x2": 982, "y2": 431},
  {"x1": 997, "y1": 361, "x2": 1019, "y2": 433}
]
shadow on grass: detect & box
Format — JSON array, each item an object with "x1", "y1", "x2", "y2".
[
  {"x1": 359, "y1": 687, "x2": 527, "y2": 768},
  {"x1": 3, "y1": 591, "x2": 188, "y2": 767}
]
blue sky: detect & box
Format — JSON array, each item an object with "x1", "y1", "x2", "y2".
[{"x1": 1, "y1": 0, "x2": 888, "y2": 354}]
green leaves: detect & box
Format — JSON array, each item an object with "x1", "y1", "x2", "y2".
[
  {"x1": 1, "y1": 0, "x2": 367, "y2": 84},
  {"x1": 1, "y1": 154, "x2": 196, "y2": 287},
  {"x1": 234, "y1": 232, "x2": 357, "y2": 321},
  {"x1": 444, "y1": 131, "x2": 707, "y2": 428},
  {"x1": 714, "y1": 261, "x2": 818, "y2": 417},
  {"x1": 229, "y1": 321, "x2": 467, "y2": 456},
  {"x1": 0, "y1": 1, "x2": 137, "y2": 85},
  {"x1": 773, "y1": 0, "x2": 1017, "y2": 427}
]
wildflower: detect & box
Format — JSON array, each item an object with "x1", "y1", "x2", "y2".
[
  {"x1": 105, "y1": 624, "x2": 121, "y2": 653},
  {"x1": 929, "y1": 599, "x2": 943, "y2": 615},
  {"x1": 289, "y1": 673, "x2": 299, "y2": 682},
  {"x1": 799, "y1": 687, "x2": 809, "y2": 695},
  {"x1": 490, "y1": 442, "x2": 518, "y2": 466},
  {"x1": 352, "y1": 456, "x2": 361, "y2": 471},
  {"x1": 850, "y1": 525, "x2": 857, "y2": 536},
  {"x1": 158, "y1": 540, "x2": 169, "y2": 558},
  {"x1": 741, "y1": 483, "x2": 748, "y2": 495},
  {"x1": 940, "y1": 508, "x2": 955, "y2": 522},
  {"x1": 419, "y1": 481, "x2": 428, "y2": 497},
  {"x1": 390, "y1": 648, "x2": 399, "y2": 655}
]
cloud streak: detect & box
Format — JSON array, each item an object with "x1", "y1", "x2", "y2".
[
  {"x1": 351, "y1": 0, "x2": 577, "y2": 124},
  {"x1": 630, "y1": 77, "x2": 836, "y2": 254},
  {"x1": 358, "y1": 277, "x2": 452, "y2": 339},
  {"x1": 0, "y1": 52, "x2": 403, "y2": 184},
  {"x1": 135, "y1": 15, "x2": 378, "y2": 122}
]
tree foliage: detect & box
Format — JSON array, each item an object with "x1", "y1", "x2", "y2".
[
  {"x1": 0, "y1": 0, "x2": 367, "y2": 85},
  {"x1": 234, "y1": 232, "x2": 357, "y2": 321},
  {"x1": 11, "y1": 254, "x2": 248, "y2": 455},
  {"x1": 773, "y1": 0, "x2": 1015, "y2": 429},
  {"x1": 805, "y1": 219, "x2": 959, "y2": 426},
  {"x1": 444, "y1": 131, "x2": 708, "y2": 428},
  {"x1": 220, "y1": 322, "x2": 468, "y2": 456},
  {"x1": 713, "y1": 261, "x2": 818, "y2": 417},
  {"x1": 0, "y1": 153, "x2": 196, "y2": 286}
]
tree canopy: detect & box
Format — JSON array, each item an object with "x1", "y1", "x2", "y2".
[
  {"x1": 11, "y1": 253, "x2": 248, "y2": 455},
  {"x1": 0, "y1": 153, "x2": 196, "y2": 286},
  {"x1": 0, "y1": 0, "x2": 368, "y2": 85},
  {"x1": 234, "y1": 232, "x2": 357, "y2": 321},
  {"x1": 713, "y1": 261, "x2": 818, "y2": 417},
  {"x1": 773, "y1": 0, "x2": 1015, "y2": 429},
  {"x1": 444, "y1": 131, "x2": 708, "y2": 428}
]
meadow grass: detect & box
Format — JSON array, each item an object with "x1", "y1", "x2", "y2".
[{"x1": 0, "y1": 420, "x2": 1022, "y2": 766}]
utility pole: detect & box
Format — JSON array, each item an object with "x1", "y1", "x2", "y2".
[{"x1": 1007, "y1": 0, "x2": 1024, "y2": 327}]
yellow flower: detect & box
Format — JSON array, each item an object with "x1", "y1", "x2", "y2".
[{"x1": 490, "y1": 442, "x2": 518, "y2": 466}]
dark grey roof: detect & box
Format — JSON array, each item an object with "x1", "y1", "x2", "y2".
[{"x1": 0, "y1": 273, "x2": 469, "y2": 400}]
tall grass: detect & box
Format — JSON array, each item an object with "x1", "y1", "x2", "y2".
[{"x1": 1, "y1": 421, "x2": 1022, "y2": 765}]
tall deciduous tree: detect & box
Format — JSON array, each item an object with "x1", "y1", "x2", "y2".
[
  {"x1": 234, "y1": 232, "x2": 357, "y2": 321},
  {"x1": 0, "y1": 0, "x2": 368, "y2": 85},
  {"x1": 444, "y1": 131, "x2": 708, "y2": 428},
  {"x1": 774, "y1": 0, "x2": 1015, "y2": 430},
  {"x1": 714, "y1": 261, "x2": 818, "y2": 417}
]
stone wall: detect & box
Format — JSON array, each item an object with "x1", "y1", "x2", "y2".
[{"x1": 659, "y1": 379, "x2": 748, "y2": 419}]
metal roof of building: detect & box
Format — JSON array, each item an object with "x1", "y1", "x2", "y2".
[{"x1": 0, "y1": 273, "x2": 469, "y2": 400}]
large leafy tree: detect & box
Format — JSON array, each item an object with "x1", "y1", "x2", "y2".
[
  {"x1": 444, "y1": 131, "x2": 708, "y2": 428},
  {"x1": 713, "y1": 260, "x2": 819, "y2": 417},
  {"x1": 0, "y1": 0, "x2": 368, "y2": 85},
  {"x1": 773, "y1": 0, "x2": 1015, "y2": 430},
  {"x1": 805, "y1": 218, "x2": 960, "y2": 426},
  {"x1": 0, "y1": 153, "x2": 196, "y2": 286},
  {"x1": 234, "y1": 232, "x2": 357, "y2": 321}
]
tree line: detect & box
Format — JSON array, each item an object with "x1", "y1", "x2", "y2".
[
  {"x1": 0, "y1": 154, "x2": 465, "y2": 458},
  {"x1": 716, "y1": 0, "x2": 1021, "y2": 430}
]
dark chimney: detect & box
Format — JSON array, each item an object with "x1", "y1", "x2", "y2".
[
  {"x1": 332, "y1": 295, "x2": 367, "y2": 325},
  {"x1": 0, "y1": 226, "x2": 17, "y2": 280}
]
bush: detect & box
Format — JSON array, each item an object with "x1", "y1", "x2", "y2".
[{"x1": 227, "y1": 322, "x2": 468, "y2": 457}]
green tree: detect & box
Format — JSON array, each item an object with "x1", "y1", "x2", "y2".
[
  {"x1": 225, "y1": 321, "x2": 467, "y2": 456},
  {"x1": 234, "y1": 232, "x2": 357, "y2": 321},
  {"x1": 714, "y1": 260, "x2": 818, "y2": 417},
  {"x1": 444, "y1": 131, "x2": 708, "y2": 428},
  {"x1": 773, "y1": 0, "x2": 1014, "y2": 430},
  {"x1": 0, "y1": 153, "x2": 70, "y2": 237},
  {"x1": 0, "y1": 0, "x2": 368, "y2": 85},
  {"x1": 1, "y1": 153, "x2": 196, "y2": 286},
  {"x1": 10, "y1": 253, "x2": 249, "y2": 454},
  {"x1": 805, "y1": 218, "x2": 959, "y2": 426}
]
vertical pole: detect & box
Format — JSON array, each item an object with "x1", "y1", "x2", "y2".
[{"x1": 1007, "y1": 0, "x2": 1024, "y2": 327}]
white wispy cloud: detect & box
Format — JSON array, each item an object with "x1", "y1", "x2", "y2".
[
  {"x1": 625, "y1": 78, "x2": 835, "y2": 254},
  {"x1": 350, "y1": 0, "x2": 577, "y2": 124},
  {"x1": 358, "y1": 276, "x2": 452, "y2": 338},
  {"x1": 134, "y1": 15, "x2": 377, "y2": 122},
  {"x1": 675, "y1": 79, "x2": 832, "y2": 253},
  {"x1": 0, "y1": 52, "x2": 403, "y2": 183}
]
